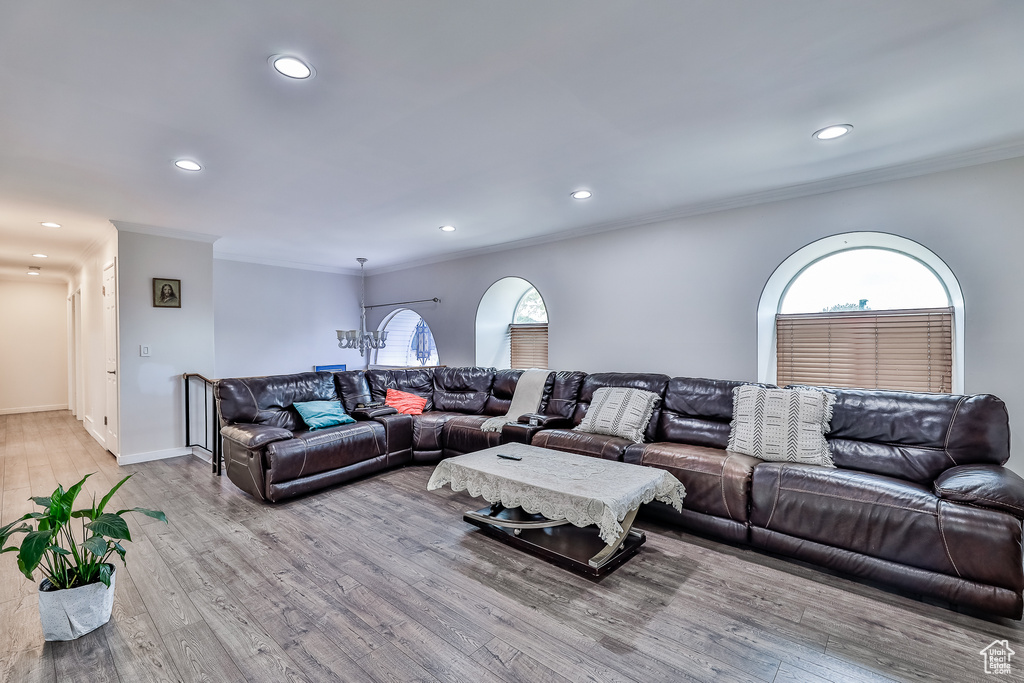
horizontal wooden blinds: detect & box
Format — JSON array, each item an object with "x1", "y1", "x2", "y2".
[
  {"x1": 776, "y1": 307, "x2": 953, "y2": 393},
  {"x1": 510, "y1": 323, "x2": 548, "y2": 369}
]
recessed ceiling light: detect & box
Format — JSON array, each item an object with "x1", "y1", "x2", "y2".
[
  {"x1": 570, "y1": 190, "x2": 593, "y2": 200},
  {"x1": 439, "y1": 225, "x2": 456, "y2": 232},
  {"x1": 813, "y1": 124, "x2": 853, "y2": 140},
  {"x1": 32, "y1": 253, "x2": 47, "y2": 258},
  {"x1": 271, "y1": 55, "x2": 314, "y2": 79},
  {"x1": 174, "y1": 159, "x2": 202, "y2": 171},
  {"x1": 27, "y1": 267, "x2": 40, "y2": 276},
  {"x1": 41, "y1": 222, "x2": 61, "y2": 228}
]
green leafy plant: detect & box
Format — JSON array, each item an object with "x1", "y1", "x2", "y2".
[{"x1": 0, "y1": 473, "x2": 166, "y2": 590}]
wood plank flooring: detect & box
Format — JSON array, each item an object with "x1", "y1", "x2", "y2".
[{"x1": 1, "y1": 410, "x2": 1022, "y2": 682}]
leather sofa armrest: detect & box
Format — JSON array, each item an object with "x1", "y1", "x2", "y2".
[
  {"x1": 501, "y1": 422, "x2": 545, "y2": 445},
  {"x1": 516, "y1": 413, "x2": 573, "y2": 429},
  {"x1": 934, "y1": 464, "x2": 1024, "y2": 519},
  {"x1": 221, "y1": 424, "x2": 293, "y2": 450},
  {"x1": 352, "y1": 406, "x2": 399, "y2": 420}
]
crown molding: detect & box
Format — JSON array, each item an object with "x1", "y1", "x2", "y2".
[
  {"x1": 70, "y1": 224, "x2": 117, "y2": 272},
  {"x1": 369, "y1": 139, "x2": 1024, "y2": 276},
  {"x1": 213, "y1": 250, "x2": 360, "y2": 275},
  {"x1": 111, "y1": 220, "x2": 221, "y2": 243}
]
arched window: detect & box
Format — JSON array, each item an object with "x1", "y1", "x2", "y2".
[
  {"x1": 758, "y1": 233, "x2": 964, "y2": 393},
  {"x1": 476, "y1": 278, "x2": 549, "y2": 369},
  {"x1": 514, "y1": 287, "x2": 548, "y2": 324},
  {"x1": 373, "y1": 308, "x2": 440, "y2": 367}
]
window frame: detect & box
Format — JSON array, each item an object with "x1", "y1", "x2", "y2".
[{"x1": 757, "y1": 232, "x2": 964, "y2": 393}]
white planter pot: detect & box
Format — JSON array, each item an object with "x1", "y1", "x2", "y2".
[{"x1": 37, "y1": 566, "x2": 116, "y2": 641}]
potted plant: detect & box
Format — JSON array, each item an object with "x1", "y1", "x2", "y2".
[{"x1": 0, "y1": 473, "x2": 166, "y2": 641}]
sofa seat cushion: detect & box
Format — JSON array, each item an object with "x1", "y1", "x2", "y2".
[
  {"x1": 639, "y1": 443, "x2": 759, "y2": 522},
  {"x1": 411, "y1": 411, "x2": 464, "y2": 453},
  {"x1": 442, "y1": 415, "x2": 501, "y2": 454},
  {"x1": 532, "y1": 428, "x2": 632, "y2": 461},
  {"x1": 264, "y1": 421, "x2": 386, "y2": 486},
  {"x1": 750, "y1": 462, "x2": 1024, "y2": 590}
]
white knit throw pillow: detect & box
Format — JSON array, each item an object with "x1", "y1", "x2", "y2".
[
  {"x1": 574, "y1": 387, "x2": 660, "y2": 444},
  {"x1": 727, "y1": 385, "x2": 836, "y2": 467}
]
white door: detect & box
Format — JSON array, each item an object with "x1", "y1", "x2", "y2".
[
  {"x1": 74, "y1": 289, "x2": 84, "y2": 418},
  {"x1": 103, "y1": 262, "x2": 119, "y2": 455},
  {"x1": 67, "y1": 295, "x2": 75, "y2": 415}
]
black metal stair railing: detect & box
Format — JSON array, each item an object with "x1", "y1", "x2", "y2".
[{"x1": 183, "y1": 373, "x2": 222, "y2": 475}]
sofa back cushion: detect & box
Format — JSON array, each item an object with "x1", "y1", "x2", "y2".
[
  {"x1": 333, "y1": 370, "x2": 372, "y2": 412},
  {"x1": 790, "y1": 385, "x2": 1010, "y2": 483},
  {"x1": 542, "y1": 371, "x2": 587, "y2": 419},
  {"x1": 483, "y1": 369, "x2": 557, "y2": 416},
  {"x1": 367, "y1": 368, "x2": 436, "y2": 411},
  {"x1": 572, "y1": 372, "x2": 670, "y2": 442},
  {"x1": 484, "y1": 369, "x2": 523, "y2": 416},
  {"x1": 433, "y1": 366, "x2": 495, "y2": 413},
  {"x1": 216, "y1": 372, "x2": 337, "y2": 431},
  {"x1": 657, "y1": 377, "x2": 749, "y2": 449}
]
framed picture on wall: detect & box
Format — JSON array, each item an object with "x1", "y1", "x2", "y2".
[{"x1": 153, "y1": 278, "x2": 181, "y2": 308}]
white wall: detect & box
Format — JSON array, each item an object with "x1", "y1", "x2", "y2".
[
  {"x1": 67, "y1": 231, "x2": 117, "y2": 446},
  {"x1": 117, "y1": 230, "x2": 215, "y2": 462},
  {"x1": 0, "y1": 279, "x2": 68, "y2": 414},
  {"x1": 214, "y1": 260, "x2": 364, "y2": 378},
  {"x1": 367, "y1": 155, "x2": 1024, "y2": 476}
]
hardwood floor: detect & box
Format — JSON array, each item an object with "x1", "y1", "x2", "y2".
[{"x1": 1, "y1": 411, "x2": 1021, "y2": 682}]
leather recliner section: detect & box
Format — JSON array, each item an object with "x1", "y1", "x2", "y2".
[
  {"x1": 265, "y1": 421, "x2": 387, "y2": 487},
  {"x1": 411, "y1": 411, "x2": 463, "y2": 462},
  {"x1": 749, "y1": 525, "x2": 1024, "y2": 619},
  {"x1": 532, "y1": 372, "x2": 670, "y2": 460},
  {"x1": 442, "y1": 415, "x2": 502, "y2": 457},
  {"x1": 750, "y1": 462, "x2": 1024, "y2": 592},
  {"x1": 217, "y1": 371, "x2": 337, "y2": 431}
]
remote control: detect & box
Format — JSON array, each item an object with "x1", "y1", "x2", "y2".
[{"x1": 496, "y1": 454, "x2": 522, "y2": 461}]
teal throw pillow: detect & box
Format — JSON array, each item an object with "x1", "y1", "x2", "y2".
[{"x1": 293, "y1": 401, "x2": 356, "y2": 430}]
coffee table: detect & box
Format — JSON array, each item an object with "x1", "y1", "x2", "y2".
[{"x1": 427, "y1": 443, "x2": 686, "y2": 576}]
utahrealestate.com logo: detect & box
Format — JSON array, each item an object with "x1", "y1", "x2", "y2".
[{"x1": 980, "y1": 640, "x2": 1014, "y2": 675}]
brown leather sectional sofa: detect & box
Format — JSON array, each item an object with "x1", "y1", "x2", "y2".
[{"x1": 215, "y1": 366, "x2": 1024, "y2": 618}]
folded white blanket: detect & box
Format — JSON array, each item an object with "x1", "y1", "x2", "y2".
[{"x1": 480, "y1": 368, "x2": 551, "y2": 432}]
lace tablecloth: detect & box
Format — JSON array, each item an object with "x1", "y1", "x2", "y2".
[{"x1": 427, "y1": 443, "x2": 686, "y2": 545}]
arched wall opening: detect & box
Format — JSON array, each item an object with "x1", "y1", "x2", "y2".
[
  {"x1": 475, "y1": 277, "x2": 548, "y2": 369},
  {"x1": 757, "y1": 232, "x2": 964, "y2": 392}
]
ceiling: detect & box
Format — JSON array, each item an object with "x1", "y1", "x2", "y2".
[{"x1": 2, "y1": 1, "x2": 1024, "y2": 282}]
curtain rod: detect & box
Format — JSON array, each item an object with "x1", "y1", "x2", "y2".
[{"x1": 364, "y1": 297, "x2": 440, "y2": 310}]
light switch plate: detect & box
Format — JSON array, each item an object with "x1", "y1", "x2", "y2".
[{"x1": 140, "y1": 345, "x2": 151, "y2": 357}]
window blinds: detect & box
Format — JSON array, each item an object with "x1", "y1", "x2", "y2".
[
  {"x1": 509, "y1": 323, "x2": 548, "y2": 369},
  {"x1": 776, "y1": 307, "x2": 953, "y2": 393}
]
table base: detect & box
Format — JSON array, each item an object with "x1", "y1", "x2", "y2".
[{"x1": 462, "y1": 504, "x2": 645, "y2": 577}]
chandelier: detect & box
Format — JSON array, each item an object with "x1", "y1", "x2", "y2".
[{"x1": 337, "y1": 258, "x2": 387, "y2": 357}]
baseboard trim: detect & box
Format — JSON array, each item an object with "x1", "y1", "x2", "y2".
[
  {"x1": 191, "y1": 446, "x2": 213, "y2": 463},
  {"x1": 0, "y1": 403, "x2": 68, "y2": 415},
  {"x1": 117, "y1": 447, "x2": 192, "y2": 466},
  {"x1": 84, "y1": 416, "x2": 106, "y2": 448}
]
